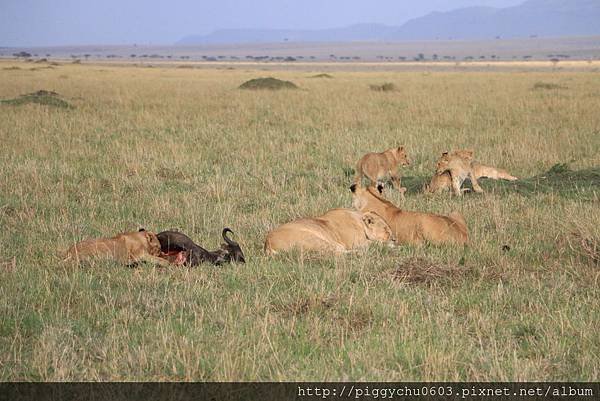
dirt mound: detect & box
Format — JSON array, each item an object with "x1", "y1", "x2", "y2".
[
  {"x1": 309, "y1": 73, "x2": 333, "y2": 79},
  {"x1": 239, "y1": 77, "x2": 298, "y2": 90},
  {"x1": 1, "y1": 90, "x2": 73, "y2": 109}
]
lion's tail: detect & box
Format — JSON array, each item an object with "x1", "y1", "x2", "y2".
[{"x1": 353, "y1": 159, "x2": 363, "y2": 186}]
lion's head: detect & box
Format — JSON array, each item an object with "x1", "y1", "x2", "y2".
[
  {"x1": 393, "y1": 146, "x2": 410, "y2": 166},
  {"x1": 362, "y1": 212, "x2": 395, "y2": 244},
  {"x1": 435, "y1": 152, "x2": 452, "y2": 174},
  {"x1": 144, "y1": 231, "x2": 162, "y2": 256}
]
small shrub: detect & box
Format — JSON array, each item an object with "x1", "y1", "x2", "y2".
[
  {"x1": 13, "y1": 51, "x2": 31, "y2": 58},
  {"x1": 533, "y1": 82, "x2": 566, "y2": 90},
  {"x1": 369, "y1": 82, "x2": 396, "y2": 92}
]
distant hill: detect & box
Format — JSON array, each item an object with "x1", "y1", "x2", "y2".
[
  {"x1": 178, "y1": 0, "x2": 600, "y2": 44},
  {"x1": 391, "y1": 0, "x2": 600, "y2": 40}
]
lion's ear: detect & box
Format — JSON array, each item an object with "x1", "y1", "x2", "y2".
[
  {"x1": 138, "y1": 228, "x2": 146, "y2": 232},
  {"x1": 441, "y1": 151, "x2": 449, "y2": 156},
  {"x1": 377, "y1": 183, "x2": 384, "y2": 193},
  {"x1": 350, "y1": 184, "x2": 357, "y2": 193}
]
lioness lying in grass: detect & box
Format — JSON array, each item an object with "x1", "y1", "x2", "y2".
[
  {"x1": 264, "y1": 208, "x2": 395, "y2": 254},
  {"x1": 351, "y1": 184, "x2": 468, "y2": 245},
  {"x1": 64, "y1": 229, "x2": 170, "y2": 266}
]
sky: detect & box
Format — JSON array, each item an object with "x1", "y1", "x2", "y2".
[{"x1": 0, "y1": 0, "x2": 525, "y2": 47}]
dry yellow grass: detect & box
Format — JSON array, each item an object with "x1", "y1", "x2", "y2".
[{"x1": 0, "y1": 59, "x2": 599, "y2": 380}]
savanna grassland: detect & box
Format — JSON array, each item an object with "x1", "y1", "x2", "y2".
[{"x1": 0, "y1": 59, "x2": 599, "y2": 381}]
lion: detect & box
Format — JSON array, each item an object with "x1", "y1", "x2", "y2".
[
  {"x1": 472, "y1": 162, "x2": 518, "y2": 181},
  {"x1": 350, "y1": 184, "x2": 468, "y2": 245},
  {"x1": 264, "y1": 208, "x2": 396, "y2": 255},
  {"x1": 354, "y1": 146, "x2": 410, "y2": 196},
  {"x1": 64, "y1": 229, "x2": 170, "y2": 266},
  {"x1": 431, "y1": 149, "x2": 483, "y2": 196},
  {"x1": 425, "y1": 149, "x2": 518, "y2": 195}
]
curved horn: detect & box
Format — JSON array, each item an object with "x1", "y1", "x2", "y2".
[{"x1": 222, "y1": 228, "x2": 239, "y2": 247}]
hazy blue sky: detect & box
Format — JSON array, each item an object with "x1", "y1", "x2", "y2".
[{"x1": 1, "y1": 0, "x2": 525, "y2": 47}]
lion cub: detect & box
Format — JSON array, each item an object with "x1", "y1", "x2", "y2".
[
  {"x1": 354, "y1": 146, "x2": 410, "y2": 196},
  {"x1": 425, "y1": 149, "x2": 518, "y2": 195},
  {"x1": 65, "y1": 229, "x2": 170, "y2": 266}
]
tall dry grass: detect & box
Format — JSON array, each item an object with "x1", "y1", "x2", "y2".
[{"x1": 0, "y1": 60, "x2": 599, "y2": 380}]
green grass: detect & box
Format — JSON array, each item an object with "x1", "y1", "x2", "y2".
[
  {"x1": 486, "y1": 164, "x2": 600, "y2": 200},
  {"x1": 0, "y1": 60, "x2": 599, "y2": 380}
]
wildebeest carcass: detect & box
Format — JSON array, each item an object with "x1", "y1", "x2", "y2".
[{"x1": 157, "y1": 228, "x2": 246, "y2": 266}]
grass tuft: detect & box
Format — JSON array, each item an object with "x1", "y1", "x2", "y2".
[
  {"x1": 567, "y1": 226, "x2": 600, "y2": 267},
  {"x1": 532, "y1": 81, "x2": 567, "y2": 90}
]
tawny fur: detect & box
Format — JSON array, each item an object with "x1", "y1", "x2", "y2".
[
  {"x1": 472, "y1": 162, "x2": 518, "y2": 181},
  {"x1": 428, "y1": 150, "x2": 481, "y2": 196},
  {"x1": 264, "y1": 208, "x2": 395, "y2": 255},
  {"x1": 64, "y1": 230, "x2": 170, "y2": 266},
  {"x1": 351, "y1": 185, "x2": 468, "y2": 245},
  {"x1": 354, "y1": 146, "x2": 410, "y2": 195},
  {"x1": 425, "y1": 149, "x2": 518, "y2": 195}
]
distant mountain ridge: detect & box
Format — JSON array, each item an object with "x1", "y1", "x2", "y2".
[
  {"x1": 392, "y1": 0, "x2": 600, "y2": 40},
  {"x1": 177, "y1": 0, "x2": 600, "y2": 44}
]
